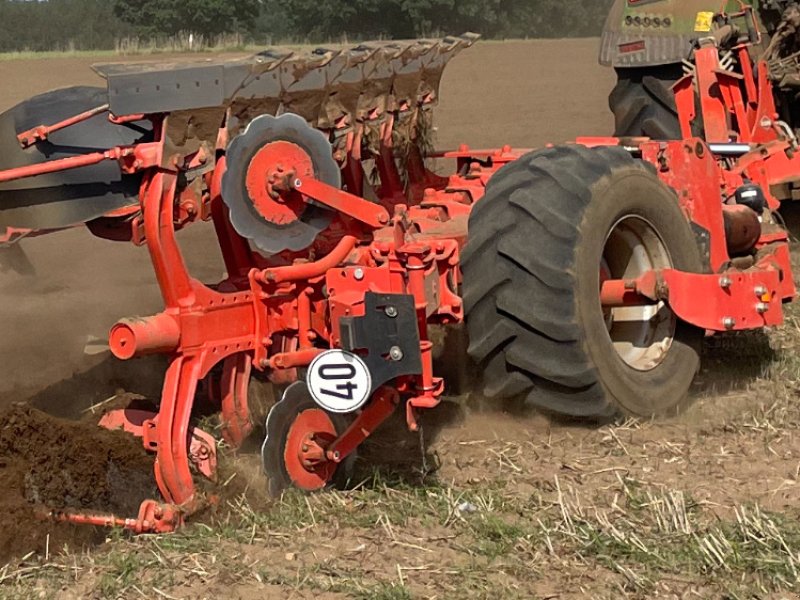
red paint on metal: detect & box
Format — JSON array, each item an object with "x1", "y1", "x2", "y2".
[
  {"x1": 17, "y1": 103, "x2": 109, "y2": 148},
  {"x1": 293, "y1": 177, "x2": 390, "y2": 228},
  {"x1": 220, "y1": 354, "x2": 253, "y2": 448},
  {"x1": 109, "y1": 314, "x2": 181, "y2": 359},
  {"x1": 0, "y1": 141, "x2": 161, "y2": 184},
  {"x1": 256, "y1": 235, "x2": 358, "y2": 284},
  {"x1": 600, "y1": 279, "x2": 654, "y2": 308},
  {"x1": 50, "y1": 500, "x2": 180, "y2": 533},
  {"x1": 246, "y1": 140, "x2": 312, "y2": 225},
  {"x1": 284, "y1": 409, "x2": 339, "y2": 490},
  {"x1": 327, "y1": 387, "x2": 399, "y2": 463}
]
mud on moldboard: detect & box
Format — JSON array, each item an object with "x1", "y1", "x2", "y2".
[{"x1": 0, "y1": 405, "x2": 156, "y2": 563}]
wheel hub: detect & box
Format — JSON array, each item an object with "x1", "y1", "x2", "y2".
[
  {"x1": 283, "y1": 408, "x2": 338, "y2": 491},
  {"x1": 602, "y1": 216, "x2": 675, "y2": 372},
  {"x1": 246, "y1": 141, "x2": 313, "y2": 226}
]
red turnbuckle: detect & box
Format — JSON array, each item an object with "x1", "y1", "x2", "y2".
[{"x1": 48, "y1": 500, "x2": 181, "y2": 534}]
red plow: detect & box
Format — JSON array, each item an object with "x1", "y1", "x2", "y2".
[{"x1": 0, "y1": 15, "x2": 798, "y2": 533}]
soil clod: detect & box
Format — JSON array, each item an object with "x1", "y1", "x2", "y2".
[{"x1": 0, "y1": 404, "x2": 156, "y2": 563}]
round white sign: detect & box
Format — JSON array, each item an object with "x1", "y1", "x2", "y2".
[{"x1": 307, "y1": 350, "x2": 372, "y2": 413}]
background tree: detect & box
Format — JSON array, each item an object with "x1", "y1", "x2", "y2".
[
  {"x1": 112, "y1": 0, "x2": 260, "y2": 40},
  {"x1": 0, "y1": 0, "x2": 616, "y2": 52},
  {"x1": 0, "y1": 0, "x2": 131, "y2": 52},
  {"x1": 275, "y1": 0, "x2": 615, "y2": 41}
]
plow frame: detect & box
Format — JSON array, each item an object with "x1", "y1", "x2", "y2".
[{"x1": 0, "y1": 28, "x2": 798, "y2": 532}]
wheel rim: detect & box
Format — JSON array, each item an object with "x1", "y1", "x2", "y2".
[
  {"x1": 601, "y1": 216, "x2": 675, "y2": 372},
  {"x1": 283, "y1": 408, "x2": 338, "y2": 491}
]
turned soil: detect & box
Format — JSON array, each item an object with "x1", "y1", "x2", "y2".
[{"x1": 0, "y1": 404, "x2": 156, "y2": 563}]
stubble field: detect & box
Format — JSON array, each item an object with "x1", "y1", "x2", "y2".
[{"x1": 1, "y1": 39, "x2": 800, "y2": 599}]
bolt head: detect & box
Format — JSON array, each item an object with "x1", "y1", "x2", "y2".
[
  {"x1": 722, "y1": 317, "x2": 736, "y2": 330},
  {"x1": 353, "y1": 268, "x2": 365, "y2": 281},
  {"x1": 719, "y1": 276, "x2": 732, "y2": 288},
  {"x1": 389, "y1": 346, "x2": 404, "y2": 361},
  {"x1": 385, "y1": 306, "x2": 398, "y2": 318},
  {"x1": 756, "y1": 302, "x2": 769, "y2": 314}
]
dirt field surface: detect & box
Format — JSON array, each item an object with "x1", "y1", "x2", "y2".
[{"x1": 2, "y1": 38, "x2": 800, "y2": 599}]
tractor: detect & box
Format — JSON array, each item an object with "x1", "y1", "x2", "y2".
[
  {"x1": 602, "y1": 1, "x2": 800, "y2": 142},
  {"x1": 0, "y1": 21, "x2": 795, "y2": 532}
]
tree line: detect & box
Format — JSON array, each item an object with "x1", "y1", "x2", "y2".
[{"x1": 0, "y1": 0, "x2": 615, "y2": 52}]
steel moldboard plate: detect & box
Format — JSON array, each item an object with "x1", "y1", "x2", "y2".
[{"x1": 106, "y1": 64, "x2": 226, "y2": 116}]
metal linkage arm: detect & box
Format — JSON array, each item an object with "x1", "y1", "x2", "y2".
[{"x1": 292, "y1": 176, "x2": 390, "y2": 229}]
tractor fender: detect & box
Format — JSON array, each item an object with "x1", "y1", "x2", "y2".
[{"x1": 599, "y1": 0, "x2": 759, "y2": 68}]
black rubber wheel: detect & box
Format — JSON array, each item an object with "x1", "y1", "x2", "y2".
[
  {"x1": 462, "y1": 145, "x2": 704, "y2": 419},
  {"x1": 262, "y1": 382, "x2": 355, "y2": 497},
  {"x1": 609, "y1": 65, "x2": 695, "y2": 140}
]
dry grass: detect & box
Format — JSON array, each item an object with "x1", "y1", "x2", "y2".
[{"x1": 4, "y1": 470, "x2": 800, "y2": 598}]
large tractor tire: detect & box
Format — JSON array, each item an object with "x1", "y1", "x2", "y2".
[
  {"x1": 462, "y1": 145, "x2": 704, "y2": 419},
  {"x1": 609, "y1": 65, "x2": 687, "y2": 139}
]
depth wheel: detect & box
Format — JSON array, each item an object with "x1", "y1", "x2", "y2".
[
  {"x1": 462, "y1": 145, "x2": 704, "y2": 418},
  {"x1": 262, "y1": 383, "x2": 354, "y2": 497}
]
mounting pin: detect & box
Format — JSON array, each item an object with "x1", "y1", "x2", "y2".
[
  {"x1": 389, "y1": 346, "x2": 404, "y2": 361},
  {"x1": 722, "y1": 317, "x2": 736, "y2": 330}
]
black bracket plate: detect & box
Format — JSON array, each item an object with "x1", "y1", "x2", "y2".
[{"x1": 338, "y1": 292, "x2": 422, "y2": 394}]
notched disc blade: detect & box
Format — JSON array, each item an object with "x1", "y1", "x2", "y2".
[{"x1": 221, "y1": 113, "x2": 340, "y2": 256}]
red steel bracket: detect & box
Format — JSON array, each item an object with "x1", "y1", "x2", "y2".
[
  {"x1": 327, "y1": 387, "x2": 400, "y2": 464},
  {"x1": 99, "y1": 408, "x2": 218, "y2": 481},
  {"x1": 601, "y1": 268, "x2": 785, "y2": 331}
]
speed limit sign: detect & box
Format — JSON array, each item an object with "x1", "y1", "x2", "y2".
[{"x1": 307, "y1": 350, "x2": 372, "y2": 413}]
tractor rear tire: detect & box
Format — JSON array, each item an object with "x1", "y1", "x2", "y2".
[
  {"x1": 462, "y1": 145, "x2": 704, "y2": 419},
  {"x1": 609, "y1": 65, "x2": 687, "y2": 140}
]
